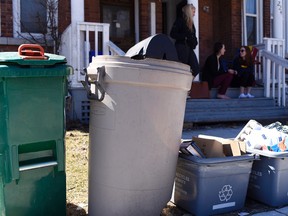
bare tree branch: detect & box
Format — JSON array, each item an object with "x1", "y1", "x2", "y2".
[{"x1": 17, "y1": 0, "x2": 61, "y2": 54}]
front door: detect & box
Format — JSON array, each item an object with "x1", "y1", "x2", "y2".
[{"x1": 100, "y1": 0, "x2": 135, "y2": 52}]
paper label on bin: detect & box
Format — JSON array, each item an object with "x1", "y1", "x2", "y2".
[{"x1": 213, "y1": 202, "x2": 236, "y2": 210}]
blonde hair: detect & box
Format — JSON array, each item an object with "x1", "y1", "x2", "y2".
[{"x1": 182, "y1": 4, "x2": 195, "y2": 31}]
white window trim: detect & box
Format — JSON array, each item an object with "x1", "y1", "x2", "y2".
[
  {"x1": 12, "y1": 0, "x2": 58, "y2": 39},
  {"x1": 13, "y1": 0, "x2": 22, "y2": 38},
  {"x1": 242, "y1": 0, "x2": 263, "y2": 45},
  {"x1": 150, "y1": 2, "x2": 156, "y2": 35}
]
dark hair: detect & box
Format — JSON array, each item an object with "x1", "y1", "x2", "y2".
[
  {"x1": 213, "y1": 42, "x2": 224, "y2": 55},
  {"x1": 239, "y1": 46, "x2": 253, "y2": 66}
]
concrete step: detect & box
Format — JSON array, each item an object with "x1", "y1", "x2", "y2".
[
  {"x1": 185, "y1": 106, "x2": 288, "y2": 123},
  {"x1": 184, "y1": 95, "x2": 288, "y2": 124},
  {"x1": 210, "y1": 87, "x2": 264, "y2": 98},
  {"x1": 186, "y1": 98, "x2": 276, "y2": 110}
]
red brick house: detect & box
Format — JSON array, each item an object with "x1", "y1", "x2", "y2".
[
  {"x1": 0, "y1": 1, "x2": 281, "y2": 63},
  {"x1": 1, "y1": 0, "x2": 287, "y2": 122}
]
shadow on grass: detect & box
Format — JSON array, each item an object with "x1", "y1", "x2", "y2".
[
  {"x1": 66, "y1": 120, "x2": 89, "y2": 133},
  {"x1": 66, "y1": 203, "x2": 87, "y2": 216}
]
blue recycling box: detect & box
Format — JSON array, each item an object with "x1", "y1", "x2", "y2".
[
  {"x1": 173, "y1": 153, "x2": 254, "y2": 215},
  {"x1": 247, "y1": 150, "x2": 288, "y2": 207}
]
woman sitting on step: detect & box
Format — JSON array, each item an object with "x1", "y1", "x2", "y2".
[
  {"x1": 202, "y1": 42, "x2": 236, "y2": 99},
  {"x1": 232, "y1": 46, "x2": 256, "y2": 98}
]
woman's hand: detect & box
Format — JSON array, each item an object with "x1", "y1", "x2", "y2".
[{"x1": 228, "y1": 69, "x2": 237, "y2": 75}]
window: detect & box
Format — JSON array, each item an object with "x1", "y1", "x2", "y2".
[
  {"x1": 101, "y1": 1, "x2": 134, "y2": 51},
  {"x1": 13, "y1": 0, "x2": 57, "y2": 37},
  {"x1": 242, "y1": 0, "x2": 263, "y2": 45},
  {"x1": 21, "y1": 0, "x2": 47, "y2": 33},
  {"x1": 102, "y1": 5, "x2": 131, "y2": 39}
]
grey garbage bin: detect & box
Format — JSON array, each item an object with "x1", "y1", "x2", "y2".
[{"x1": 84, "y1": 50, "x2": 192, "y2": 215}]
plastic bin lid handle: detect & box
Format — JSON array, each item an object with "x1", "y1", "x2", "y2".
[{"x1": 18, "y1": 44, "x2": 48, "y2": 60}]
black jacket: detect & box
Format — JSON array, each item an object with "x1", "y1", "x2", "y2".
[
  {"x1": 170, "y1": 17, "x2": 198, "y2": 50},
  {"x1": 232, "y1": 57, "x2": 254, "y2": 76},
  {"x1": 202, "y1": 54, "x2": 228, "y2": 88}
]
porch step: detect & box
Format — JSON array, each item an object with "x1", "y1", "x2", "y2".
[
  {"x1": 184, "y1": 97, "x2": 288, "y2": 124},
  {"x1": 187, "y1": 97, "x2": 276, "y2": 109},
  {"x1": 210, "y1": 87, "x2": 264, "y2": 98}
]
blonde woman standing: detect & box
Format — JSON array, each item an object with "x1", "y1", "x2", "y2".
[{"x1": 170, "y1": 1, "x2": 199, "y2": 77}]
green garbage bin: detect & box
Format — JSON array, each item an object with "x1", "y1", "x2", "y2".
[{"x1": 0, "y1": 44, "x2": 71, "y2": 216}]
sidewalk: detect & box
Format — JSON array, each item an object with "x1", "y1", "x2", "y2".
[{"x1": 169, "y1": 122, "x2": 288, "y2": 216}]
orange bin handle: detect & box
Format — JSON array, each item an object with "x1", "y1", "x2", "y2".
[{"x1": 18, "y1": 44, "x2": 47, "y2": 60}]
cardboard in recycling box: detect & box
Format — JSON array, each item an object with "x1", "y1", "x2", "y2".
[
  {"x1": 192, "y1": 135, "x2": 246, "y2": 157},
  {"x1": 173, "y1": 136, "x2": 253, "y2": 216}
]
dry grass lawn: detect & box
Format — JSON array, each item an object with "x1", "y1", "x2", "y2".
[{"x1": 66, "y1": 125, "x2": 89, "y2": 216}]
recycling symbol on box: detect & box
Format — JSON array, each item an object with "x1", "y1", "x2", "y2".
[{"x1": 218, "y1": 185, "x2": 233, "y2": 202}]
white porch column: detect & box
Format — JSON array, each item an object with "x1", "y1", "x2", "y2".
[
  {"x1": 273, "y1": 0, "x2": 284, "y2": 39},
  {"x1": 190, "y1": 0, "x2": 199, "y2": 80},
  {"x1": 71, "y1": 1, "x2": 84, "y2": 24},
  {"x1": 71, "y1": 0, "x2": 85, "y2": 86},
  {"x1": 150, "y1": 2, "x2": 156, "y2": 35}
]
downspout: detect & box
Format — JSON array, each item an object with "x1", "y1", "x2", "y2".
[{"x1": 135, "y1": 0, "x2": 139, "y2": 43}]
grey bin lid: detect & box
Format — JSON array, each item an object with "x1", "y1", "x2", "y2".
[{"x1": 125, "y1": 34, "x2": 179, "y2": 61}]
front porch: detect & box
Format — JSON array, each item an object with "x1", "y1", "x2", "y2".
[{"x1": 61, "y1": 22, "x2": 288, "y2": 125}]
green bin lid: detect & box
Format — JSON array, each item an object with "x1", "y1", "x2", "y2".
[{"x1": 0, "y1": 52, "x2": 67, "y2": 66}]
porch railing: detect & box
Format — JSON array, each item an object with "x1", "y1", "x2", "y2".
[
  {"x1": 76, "y1": 22, "x2": 125, "y2": 82},
  {"x1": 256, "y1": 38, "x2": 288, "y2": 107},
  {"x1": 60, "y1": 22, "x2": 125, "y2": 88},
  {"x1": 261, "y1": 50, "x2": 288, "y2": 107}
]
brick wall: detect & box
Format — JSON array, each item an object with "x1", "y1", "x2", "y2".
[
  {"x1": 229, "y1": 0, "x2": 242, "y2": 59},
  {"x1": 1, "y1": 0, "x2": 13, "y2": 37},
  {"x1": 58, "y1": 0, "x2": 72, "y2": 34},
  {"x1": 263, "y1": 0, "x2": 271, "y2": 38},
  {"x1": 198, "y1": 0, "x2": 214, "y2": 67},
  {"x1": 139, "y1": 0, "x2": 162, "y2": 40},
  {"x1": 198, "y1": 0, "x2": 241, "y2": 67},
  {"x1": 85, "y1": 0, "x2": 100, "y2": 22},
  {"x1": 0, "y1": 0, "x2": 273, "y2": 56}
]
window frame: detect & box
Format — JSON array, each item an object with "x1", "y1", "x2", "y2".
[{"x1": 242, "y1": 0, "x2": 263, "y2": 45}]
